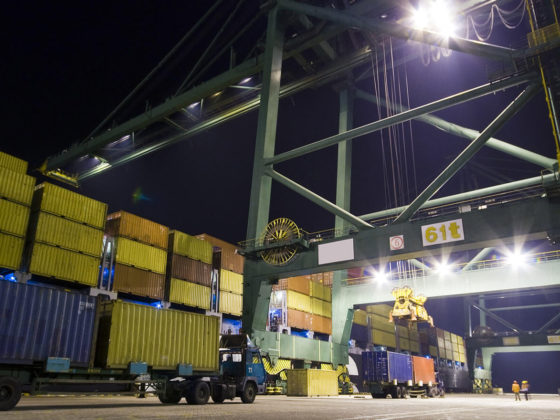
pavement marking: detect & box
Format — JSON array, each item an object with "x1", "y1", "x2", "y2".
[{"x1": 338, "y1": 407, "x2": 483, "y2": 420}]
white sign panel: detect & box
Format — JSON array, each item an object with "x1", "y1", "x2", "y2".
[
  {"x1": 389, "y1": 235, "x2": 404, "y2": 250},
  {"x1": 318, "y1": 238, "x2": 354, "y2": 265},
  {"x1": 421, "y1": 218, "x2": 465, "y2": 247}
]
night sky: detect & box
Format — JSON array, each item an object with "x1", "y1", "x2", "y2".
[{"x1": 4, "y1": 1, "x2": 560, "y2": 340}]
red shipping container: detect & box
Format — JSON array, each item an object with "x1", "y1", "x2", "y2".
[
  {"x1": 411, "y1": 355, "x2": 436, "y2": 385},
  {"x1": 169, "y1": 254, "x2": 212, "y2": 287}
]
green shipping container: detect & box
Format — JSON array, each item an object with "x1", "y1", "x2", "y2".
[
  {"x1": 31, "y1": 212, "x2": 104, "y2": 257},
  {"x1": 0, "y1": 198, "x2": 30, "y2": 237},
  {"x1": 0, "y1": 232, "x2": 25, "y2": 270},
  {"x1": 33, "y1": 183, "x2": 107, "y2": 229},
  {"x1": 115, "y1": 237, "x2": 167, "y2": 274},
  {"x1": 28, "y1": 243, "x2": 99, "y2": 286},
  {"x1": 0, "y1": 166, "x2": 35, "y2": 206},
  {"x1": 169, "y1": 230, "x2": 213, "y2": 264},
  {"x1": 95, "y1": 300, "x2": 220, "y2": 371}
]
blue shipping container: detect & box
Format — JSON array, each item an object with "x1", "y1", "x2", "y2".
[
  {"x1": 362, "y1": 350, "x2": 413, "y2": 383},
  {"x1": 0, "y1": 280, "x2": 97, "y2": 366}
]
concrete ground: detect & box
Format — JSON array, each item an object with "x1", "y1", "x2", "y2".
[{"x1": 4, "y1": 393, "x2": 559, "y2": 419}]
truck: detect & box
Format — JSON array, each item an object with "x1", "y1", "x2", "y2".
[
  {"x1": 0, "y1": 280, "x2": 266, "y2": 411},
  {"x1": 362, "y1": 350, "x2": 443, "y2": 398}
]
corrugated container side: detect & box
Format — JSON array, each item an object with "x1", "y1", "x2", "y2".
[
  {"x1": 168, "y1": 254, "x2": 211, "y2": 286},
  {"x1": 457, "y1": 336, "x2": 464, "y2": 345},
  {"x1": 309, "y1": 281, "x2": 324, "y2": 300},
  {"x1": 411, "y1": 356, "x2": 436, "y2": 384},
  {"x1": 400, "y1": 338, "x2": 410, "y2": 350},
  {"x1": 219, "y1": 269, "x2": 243, "y2": 295},
  {"x1": 169, "y1": 231, "x2": 213, "y2": 264},
  {"x1": 285, "y1": 276, "x2": 310, "y2": 295},
  {"x1": 451, "y1": 333, "x2": 458, "y2": 343},
  {"x1": 372, "y1": 329, "x2": 396, "y2": 348},
  {"x1": 106, "y1": 211, "x2": 169, "y2": 249},
  {"x1": 397, "y1": 325, "x2": 409, "y2": 339},
  {"x1": 0, "y1": 232, "x2": 25, "y2": 270},
  {"x1": 322, "y1": 300, "x2": 332, "y2": 318},
  {"x1": 0, "y1": 151, "x2": 28, "y2": 174},
  {"x1": 33, "y1": 183, "x2": 107, "y2": 229},
  {"x1": 366, "y1": 303, "x2": 392, "y2": 316},
  {"x1": 286, "y1": 369, "x2": 338, "y2": 396},
  {"x1": 452, "y1": 350, "x2": 461, "y2": 361},
  {"x1": 353, "y1": 309, "x2": 369, "y2": 326},
  {"x1": 429, "y1": 345, "x2": 438, "y2": 357},
  {"x1": 310, "y1": 314, "x2": 332, "y2": 335},
  {"x1": 0, "y1": 166, "x2": 35, "y2": 205},
  {"x1": 443, "y1": 330, "x2": 451, "y2": 341},
  {"x1": 459, "y1": 353, "x2": 466, "y2": 363},
  {"x1": 95, "y1": 300, "x2": 220, "y2": 371},
  {"x1": 369, "y1": 313, "x2": 394, "y2": 333},
  {"x1": 169, "y1": 278, "x2": 210, "y2": 309},
  {"x1": 218, "y1": 248, "x2": 244, "y2": 274},
  {"x1": 115, "y1": 237, "x2": 167, "y2": 274},
  {"x1": 387, "y1": 351, "x2": 413, "y2": 383},
  {"x1": 31, "y1": 212, "x2": 104, "y2": 257},
  {"x1": 409, "y1": 331, "x2": 420, "y2": 342},
  {"x1": 0, "y1": 198, "x2": 30, "y2": 237},
  {"x1": 111, "y1": 263, "x2": 165, "y2": 300},
  {"x1": 28, "y1": 243, "x2": 99, "y2": 286},
  {"x1": 410, "y1": 340, "x2": 420, "y2": 353},
  {"x1": 195, "y1": 233, "x2": 239, "y2": 252},
  {"x1": 219, "y1": 290, "x2": 242, "y2": 316},
  {"x1": 0, "y1": 281, "x2": 97, "y2": 365},
  {"x1": 287, "y1": 308, "x2": 312, "y2": 330},
  {"x1": 312, "y1": 297, "x2": 324, "y2": 317},
  {"x1": 436, "y1": 328, "x2": 445, "y2": 339},
  {"x1": 286, "y1": 290, "x2": 312, "y2": 313}
]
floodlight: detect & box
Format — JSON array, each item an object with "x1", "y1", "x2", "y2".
[
  {"x1": 505, "y1": 250, "x2": 527, "y2": 267},
  {"x1": 240, "y1": 77, "x2": 252, "y2": 84}
]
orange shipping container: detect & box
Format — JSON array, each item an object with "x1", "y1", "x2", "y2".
[
  {"x1": 111, "y1": 263, "x2": 165, "y2": 300},
  {"x1": 106, "y1": 211, "x2": 168, "y2": 250},
  {"x1": 286, "y1": 276, "x2": 310, "y2": 295},
  {"x1": 287, "y1": 308, "x2": 312, "y2": 330},
  {"x1": 411, "y1": 355, "x2": 436, "y2": 385},
  {"x1": 196, "y1": 233, "x2": 244, "y2": 274},
  {"x1": 168, "y1": 254, "x2": 212, "y2": 287},
  {"x1": 310, "y1": 314, "x2": 332, "y2": 335}
]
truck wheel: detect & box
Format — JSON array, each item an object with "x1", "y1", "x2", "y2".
[
  {"x1": 187, "y1": 381, "x2": 210, "y2": 405},
  {"x1": 0, "y1": 376, "x2": 22, "y2": 411},
  {"x1": 396, "y1": 387, "x2": 403, "y2": 399},
  {"x1": 211, "y1": 386, "x2": 225, "y2": 404},
  {"x1": 158, "y1": 382, "x2": 182, "y2": 404},
  {"x1": 241, "y1": 382, "x2": 256, "y2": 404}
]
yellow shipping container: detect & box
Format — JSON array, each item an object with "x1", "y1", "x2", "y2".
[
  {"x1": 410, "y1": 340, "x2": 420, "y2": 353},
  {"x1": 429, "y1": 345, "x2": 438, "y2": 357},
  {"x1": 322, "y1": 300, "x2": 332, "y2": 318},
  {"x1": 33, "y1": 212, "x2": 104, "y2": 257},
  {"x1": 0, "y1": 232, "x2": 25, "y2": 270},
  {"x1": 459, "y1": 353, "x2": 466, "y2": 363},
  {"x1": 312, "y1": 297, "x2": 324, "y2": 317},
  {"x1": 453, "y1": 350, "x2": 461, "y2": 361},
  {"x1": 286, "y1": 369, "x2": 338, "y2": 396},
  {"x1": 28, "y1": 243, "x2": 99, "y2": 286},
  {"x1": 96, "y1": 300, "x2": 220, "y2": 371},
  {"x1": 287, "y1": 290, "x2": 312, "y2": 313},
  {"x1": 0, "y1": 151, "x2": 28, "y2": 174},
  {"x1": 451, "y1": 333, "x2": 458, "y2": 343},
  {"x1": 34, "y1": 183, "x2": 107, "y2": 229},
  {"x1": 397, "y1": 325, "x2": 409, "y2": 338},
  {"x1": 0, "y1": 166, "x2": 35, "y2": 206},
  {"x1": 170, "y1": 230, "x2": 213, "y2": 264},
  {"x1": 409, "y1": 331, "x2": 419, "y2": 342},
  {"x1": 369, "y1": 313, "x2": 394, "y2": 333},
  {"x1": 353, "y1": 309, "x2": 369, "y2": 326},
  {"x1": 443, "y1": 330, "x2": 451, "y2": 341},
  {"x1": 219, "y1": 290, "x2": 243, "y2": 316},
  {"x1": 0, "y1": 198, "x2": 29, "y2": 237},
  {"x1": 323, "y1": 286, "x2": 332, "y2": 302},
  {"x1": 452, "y1": 342, "x2": 459, "y2": 354},
  {"x1": 219, "y1": 269, "x2": 243, "y2": 295},
  {"x1": 366, "y1": 303, "x2": 392, "y2": 317},
  {"x1": 115, "y1": 237, "x2": 167, "y2": 274},
  {"x1": 400, "y1": 338, "x2": 410, "y2": 350},
  {"x1": 372, "y1": 329, "x2": 397, "y2": 348},
  {"x1": 169, "y1": 278, "x2": 210, "y2": 310},
  {"x1": 457, "y1": 336, "x2": 464, "y2": 345},
  {"x1": 106, "y1": 211, "x2": 168, "y2": 249}
]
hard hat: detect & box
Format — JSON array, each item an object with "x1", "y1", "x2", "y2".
[
  {"x1": 513, "y1": 380, "x2": 518, "y2": 383},
  {"x1": 522, "y1": 380, "x2": 528, "y2": 383}
]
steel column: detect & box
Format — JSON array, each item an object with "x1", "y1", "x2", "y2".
[
  {"x1": 266, "y1": 73, "x2": 536, "y2": 165},
  {"x1": 479, "y1": 296, "x2": 487, "y2": 327},
  {"x1": 246, "y1": 7, "x2": 285, "y2": 241},
  {"x1": 335, "y1": 88, "x2": 354, "y2": 235},
  {"x1": 354, "y1": 89, "x2": 557, "y2": 170},
  {"x1": 394, "y1": 83, "x2": 541, "y2": 223}
]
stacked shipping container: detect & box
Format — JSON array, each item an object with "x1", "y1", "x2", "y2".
[
  {"x1": 0, "y1": 152, "x2": 34, "y2": 271},
  {"x1": 105, "y1": 211, "x2": 168, "y2": 299},
  {"x1": 24, "y1": 183, "x2": 107, "y2": 286},
  {"x1": 196, "y1": 234, "x2": 244, "y2": 317},
  {"x1": 167, "y1": 230, "x2": 213, "y2": 310},
  {"x1": 419, "y1": 327, "x2": 467, "y2": 363}
]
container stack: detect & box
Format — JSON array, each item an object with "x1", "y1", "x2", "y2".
[
  {"x1": 367, "y1": 304, "x2": 396, "y2": 348},
  {"x1": 196, "y1": 234, "x2": 245, "y2": 317},
  {"x1": 271, "y1": 276, "x2": 332, "y2": 335},
  {"x1": 105, "y1": 211, "x2": 168, "y2": 300},
  {"x1": 418, "y1": 327, "x2": 467, "y2": 363},
  {"x1": 0, "y1": 152, "x2": 34, "y2": 272},
  {"x1": 351, "y1": 309, "x2": 369, "y2": 347},
  {"x1": 167, "y1": 230, "x2": 213, "y2": 310},
  {"x1": 24, "y1": 183, "x2": 106, "y2": 287}
]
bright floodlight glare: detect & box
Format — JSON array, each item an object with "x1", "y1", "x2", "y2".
[
  {"x1": 412, "y1": 7, "x2": 428, "y2": 29},
  {"x1": 506, "y1": 250, "x2": 527, "y2": 267},
  {"x1": 187, "y1": 101, "x2": 200, "y2": 109},
  {"x1": 436, "y1": 261, "x2": 450, "y2": 275},
  {"x1": 240, "y1": 77, "x2": 252, "y2": 84},
  {"x1": 411, "y1": 0, "x2": 456, "y2": 37},
  {"x1": 374, "y1": 269, "x2": 388, "y2": 282}
]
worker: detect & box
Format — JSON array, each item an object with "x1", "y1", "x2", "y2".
[
  {"x1": 512, "y1": 380, "x2": 520, "y2": 401},
  {"x1": 521, "y1": 380, "x2": 530, "y2": 400}
]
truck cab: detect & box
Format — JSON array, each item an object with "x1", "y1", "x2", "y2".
[{"x1": 212, "y1": 334, "x2": 266, "y2": 403}]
